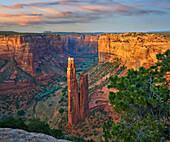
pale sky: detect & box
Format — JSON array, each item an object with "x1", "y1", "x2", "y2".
[{"x1": 0, "y1": 0, "x2": 170, "y2": 32}]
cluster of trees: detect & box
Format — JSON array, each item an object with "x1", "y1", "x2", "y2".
[
  {"x1": 103, "y1": 49, "x2": 169, "y2": 141},
  {"x1": 0, "y1": 117, "x2": 95, "y2": 142},
  {"x1": 0, "y1": 117, "x2": 63, "y2": 139},
  {"x1": 35, "y1": 86, "x2": 61, "y2": 101}
]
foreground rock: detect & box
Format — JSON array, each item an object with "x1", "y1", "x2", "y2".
[{"x1": 0, "y1": 128, "x2": 71, "y2": 142}]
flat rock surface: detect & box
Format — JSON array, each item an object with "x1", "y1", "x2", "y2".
[{"x1": 0, "y1": 128, "x2": 71, "y2": 142}]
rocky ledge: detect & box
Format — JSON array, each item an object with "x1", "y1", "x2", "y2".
[{"x1": 0, "y1": 128, "x2": 71, "y2": 142}]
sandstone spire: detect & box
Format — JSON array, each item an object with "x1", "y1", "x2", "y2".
[
  {"x1": 67, "y1": 57, "x2": 89, "y2": 125},
  {"x1": 79, "y1": 73, "x2": 89, "y2": 120},
  {"x1": 67, "y1": 57, "x2": 80, "y2": 125}
]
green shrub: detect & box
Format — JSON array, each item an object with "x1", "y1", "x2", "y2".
[
  {"x1": 59, "y1": 108, "x2": 64, "y2": 114},
  {"x1": 0, "y1": 117, "x2": 64, "y2": 139},
  {"x1": 0, "y1": 117, "x2": 28, "y2": 130},
  {"x1": 17, "y1": 110, "x2": 25, "y2": 116}
]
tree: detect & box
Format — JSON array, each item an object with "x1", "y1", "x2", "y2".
[
  {"x1": 17, "y1": 110, "x2": 25, "y2": 116},
  {"x1": 0, "y1": 117, "x2": 64, "y2": 139},
  {"x1": 0, "y1": 117, "x2": 28, "y2": 130},
  {"x1": 103, "y1": 50, "x2": 169, "y2": 142},
  {"x1": 51, "y1": 129, "x2": 64, "y2": 139},
  {"x1": 27, "y1": 117, "x2": 51, "y2": 135},
  {"x1": 59, "y1": 108, "x2": 64, "y2": 114},
  {"x1": 87, "y1": 139, "x2": 95, "y2": 142}
]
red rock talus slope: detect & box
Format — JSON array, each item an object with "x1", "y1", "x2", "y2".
[{"x1": 98, "y1": 33, "x2": 170, "y2": 69}]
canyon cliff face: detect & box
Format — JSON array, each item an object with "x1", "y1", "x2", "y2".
[
  {"x1": 62, "y1": 34, "x2": 98, "y2": 55},
  {"x1": 0, "y1": 34, "x2": 64, "y2": 76},
  {"x1": 0, "y1": 34, "x2": 67, "y2": 91},
  {"x1": 98, "y1": 33, "x2": 170, "y2": 69},
  {"x1": 67, "y1": 58, "x2": 89, "y2": 125},
  {"x1": 0, "y1": 34, "x2": 98, "y2": 87}
]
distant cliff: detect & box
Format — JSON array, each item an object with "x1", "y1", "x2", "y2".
[
  {"x1": 62, "y1": 34, "x2": 98, "y2": 55},
  {"x1": 98, "y1": 33, "x2": 170, "y2": 69},
  {"x1": 0, "y1": 34, "x2": 64, "y2": 76},
  {"x1": 0, "y1": 34, "x2": 98, "y2": 79}
]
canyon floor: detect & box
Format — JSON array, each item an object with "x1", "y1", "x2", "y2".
[{"x1": 25, "y1": 61, "x2": 126, "y2": 141}]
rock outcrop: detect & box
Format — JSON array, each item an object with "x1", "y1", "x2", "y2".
[
  {"x1": 98, "y1": 33, "x2": 170, "y2": 69},
  {"x1": 67, "y1": 57, "x2": 80, "y2": 125},
  {"x1": 67, "y1": 57, "x2": 89, "y2": 125},
  {"x1": 79, "y1": 73, "x2": 89, "y2": 120},
  {"x1": 0, "y1": 128, "x2": 71, "y2": 142}
]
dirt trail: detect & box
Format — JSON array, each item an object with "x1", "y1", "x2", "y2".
[{"x1": 33, "y1": 101, "x2": 37, "y2": 117}]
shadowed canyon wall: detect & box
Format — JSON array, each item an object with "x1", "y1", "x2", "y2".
[
  {"x1": 62, "y1": 35, "x2": 98, "y2": 55},
  {"x1": 0, "y1": 34, "x2": 64, "y2": 75},
  {"x1": 0, "y1": 34, "x2": 67, "y2": 91},
  {"x1": 98, "y1": 33, "x2": 170, "y2": 69},
  {"x1": 0, "y1": 34, "x2": 98, "y2": 91}
]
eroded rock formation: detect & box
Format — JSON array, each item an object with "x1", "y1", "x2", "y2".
[
  {"x1": 98, "y1": 33, "x2": 170, "y2": 69},
  {"x1": 67, "y1": 57, "x2": 89, "y2": 125},
  {"x1": 79, "y1": 73, "x2": 89, "y2": 120},
  {"x1": 67, "y1": 57, "x2": 80, "y2": 125}
]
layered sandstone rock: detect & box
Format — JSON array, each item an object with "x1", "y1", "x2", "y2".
[
  {"x1": 98, "y1": 33, "x2": 170, "y2": 69},
  {"x1": 0, "y1": 34, "x2": 98, "y2": 84},
  {"x1": 67, "y1": 58, "x2": 89, "y2": 125},
  {"x1": 67, "y1": 57, "x2": 80, "y2": 125},
  {"x1": 0, "y1": 34, "x2": 64, "y2": 76},
  {"x1": 79, "y1": 73, "x2": 89, "y2": 120}
]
